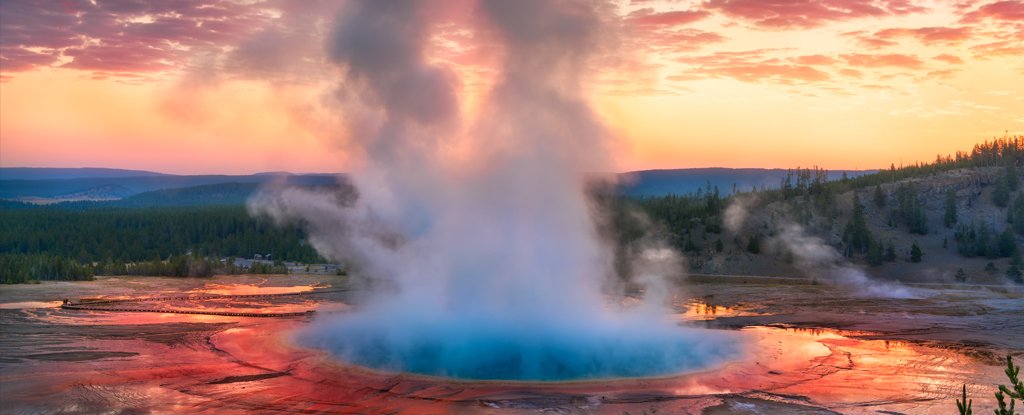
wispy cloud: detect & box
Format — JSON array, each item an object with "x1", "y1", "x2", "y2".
[
  {"x1": 703, "y1": 0, "x2": 928, "y2": 29},
  {"x1": 0, "y1": 0, "x2": 330, "y2": 79}
]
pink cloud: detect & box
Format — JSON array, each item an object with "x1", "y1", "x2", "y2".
[
  {"x1": 0, "y1": 0, "x2": 280, "y2": 76},
  {"x1": 961, "y1": 1, "x2": 1024, "y2": 23},
  {"x1": 882, "y1": 0, "x2": 930, "y2": 14},
  {"x1": 843, "y1": 26, "x2": 972, "y2": 49},
  {"x1": 626, "y1": 9, "x2": 712, "y2": 26},
  {"x1": 0, "y1": 47, "x2": 58, "y2": 71},
  {"x1": 675, "y1": 49, "x2": 834, "y2": 85},
  {"x1": 704, "y1": 0, "x2": 928, "y2": 29},
  {"x1": 624, "y1": 8, "x2": 727, "y2": 58},
  {"x1": 642, "y1": 29, "x2": 728, "y2": 54},
  {"x1": 842, "y1": 30, "x2": 899, "y2": 48}
]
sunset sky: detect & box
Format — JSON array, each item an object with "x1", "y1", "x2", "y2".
[{"x1": 1, "y1": 0, "x2": 1022, "y2": 175}]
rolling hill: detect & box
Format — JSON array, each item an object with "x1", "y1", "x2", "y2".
[
  {"x1": 0, "y1": 172, "x2": 341, "y2": 201},
  {"x1": 1, "y1": 167, "x2": 875, "y2": 204},
  {"x1": 0, "y1": 167, "x2": 167, "y2": 180}
]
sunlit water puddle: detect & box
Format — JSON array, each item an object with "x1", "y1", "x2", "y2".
[
  {"x1": 41, "y1": 282, "x2": 329, "y2": 318},
  {"x1": 0, "y1": 301, "x2": 63, "y2": 309},
  {"x1": 675, "y1": 299, "x2": 762, "y2": 320},
  {"x1": 190, "y1": 282, "x2": 321, "y2": 296}
]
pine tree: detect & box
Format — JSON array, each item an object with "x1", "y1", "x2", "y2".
[
  {"x1": 896, "y1": 185, "x2": 928, "y2": 234},
  {"x1": 993, "y1": 175, "x2": 1011, "y2": 208},
  {"x1": 955, "y1": 268, "x2": 967, "y2": 283},
  {"x1": 1013, "y1": 194, "x2": 1024, "y2": 235},
  {"x1": 978, "y1": 224, "x2": 993, "y2": 258},
  {"x1": 843, "y1": 194, "x2": 873, "y2": 255},
  {"x1": 944, "y1": 189, "x2": 958, "y2": 228},
  {"x1": 1005, "y1": 164, "x2": 1019, "y2": 192},
  {"x1": 910, "y1": 242, "x2": 923, "y2": 263},
  {"x1": 873, "y1": 184, "x2": 886, "y2": 208},
  {"x1": 997, "y1": 228, "x2": 1018, "y2": 257},
  {"x1": 746, "y1": 234, "x2": 761, "y2": 254}
]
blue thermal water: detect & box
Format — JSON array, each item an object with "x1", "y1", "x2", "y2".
[{"x1": 299, "y1": 311, "x2": 740, "y2": 381}]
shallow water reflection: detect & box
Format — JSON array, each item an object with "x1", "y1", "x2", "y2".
[{"x1": 0, "y1": 276, "x2": 1017, "y2": 414}]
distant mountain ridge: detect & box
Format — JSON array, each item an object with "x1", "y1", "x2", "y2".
[
  {"x1": 0, "y1": 167, "x2": 876, "y2": 205},
  {"x1": 0, "y1": 172, "x2": 342, "y2": 200},
  {"x1": 118, "y1": 182, "x2": 272, "y2": 207},
  {"x1": 0, "y1": 167, "x2": 168, "y2": 180}
]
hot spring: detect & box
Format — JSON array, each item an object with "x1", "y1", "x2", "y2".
[
  {"x1": 297, "y1": 303, "x2": 741, "y2": 381},
  {"x1": 252, "y1": 0, "x2": 744, "y2": 382}
]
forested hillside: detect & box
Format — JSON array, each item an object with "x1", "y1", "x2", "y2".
[{"x1": 614, "y1": 135, "x2": 1024, "y2": 284}]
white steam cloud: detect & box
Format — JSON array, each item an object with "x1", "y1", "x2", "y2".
[
  {"x1": 248, "y1": 0, "x2": 739, "y2": 380},
  {"x1": 775, "y1": 224, "x2": 921, "y2": 299},
  {"x1": 723, "y1": 199, "x2": 921, "y2": 299}
]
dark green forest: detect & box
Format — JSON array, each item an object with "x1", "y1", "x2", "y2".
[
  {"x1": 0, "y1": 205, "x2": 320, "y2": 283},
  {"x1": 2, "y1": 135, "x2": 1023, "y2": 284}
]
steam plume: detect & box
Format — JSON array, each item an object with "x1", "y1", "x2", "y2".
[
  {"x1": 250, "y1": 0, "x2": 738, "y2": 380},
  {"x1": 723, "y1": 199, "x2": 921, "y2": 299}
]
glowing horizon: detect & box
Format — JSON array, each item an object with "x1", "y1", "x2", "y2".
[{"x1": 1, "y1": 0, "x2": 1022, "y2": 175}]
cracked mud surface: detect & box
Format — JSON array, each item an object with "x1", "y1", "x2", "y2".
[{"x1": 0, "y1": 274, "x2": 1020, "y2": 414}]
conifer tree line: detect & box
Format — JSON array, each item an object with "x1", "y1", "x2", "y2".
[
  {"x1": 2, "y1": 136, "x2": 1022, "y2": 283},
  {"x1": 0, "y1": 205, "x2": 321, "y2": 263},
  {"x1": 0, "y1": 205, "x2": 320, "y2": 283}
]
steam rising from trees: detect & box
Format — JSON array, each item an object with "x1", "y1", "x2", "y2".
[{"x1": 723, "y1": 198, "x2": 921, "y2": 299}]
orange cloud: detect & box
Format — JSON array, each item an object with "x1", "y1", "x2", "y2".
[
  {"x1": 968, "y1": 27, "x2": 1024, "y2": 56},
  {"x1": 793, "y1": 55, "x2": 839, "y2": 65},
  {"x1": 676, "y1": 50, "x2": 832, "y2": 84},
  {"x1": 704, "y1": 0, "x2": 928, "y2": 29},
  {"x1": 873, "y1": 26, "x2": 974, "y2": 44},
  {"x1": 841, "y1": 53, "x2": 925, "y2": 68},
  {"x1": 704, "y1": 64, "x2": 831, "y2": 83},
  {"x1": 626, "y1": 9, "x2": 711, "y2": 27},
  {"x1": 933, "y1": 54, "x2": 966, "y2": 64},
  {"x1": 839, "y1": 68, "x2": 865, "y2": 78}
]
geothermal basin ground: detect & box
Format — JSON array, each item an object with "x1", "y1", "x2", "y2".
[{"x1": 0, "y1": 274, "x2": 1021, "y2": 414}]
